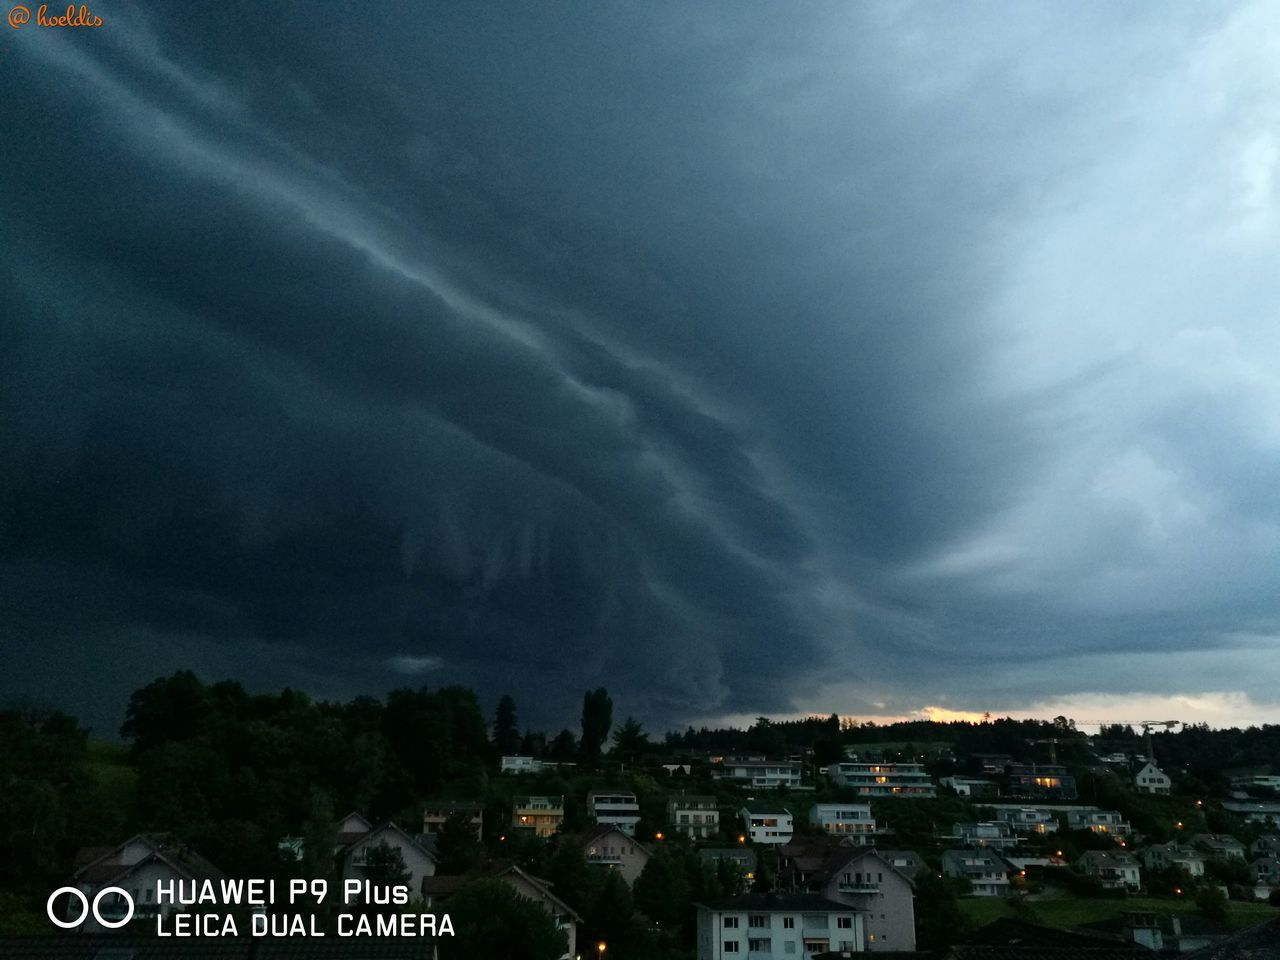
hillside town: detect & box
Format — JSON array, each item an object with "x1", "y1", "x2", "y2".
[{"x1": 3, "y1": 677, "x2": 1279, "y2": 959}]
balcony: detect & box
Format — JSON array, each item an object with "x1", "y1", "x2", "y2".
[{"x1": 837, "y1": 880, "x2": 879, "y2": 894}]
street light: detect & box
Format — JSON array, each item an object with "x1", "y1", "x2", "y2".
[{"x1": 597, "y1": 941, "x2": 607, "y2": 959}]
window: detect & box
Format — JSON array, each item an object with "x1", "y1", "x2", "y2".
[
  {"x1": 784, "y1": 942, "x2": 797, "y2": 955},
  {"x1": 748, "y1": 914, "x2": 768, "y2": 928},
  {"x1": 783, "y1": 917, "x2": 795, "y2": 929},
  {"x1": 748, "y1": 939, "x2": 771, "y2": 952},
  {"x1": 723, "y1": 916, "x2": 739, "y2": 928},
  {"x1": 723, "y1": 943, "x2": 740, "y2": 954}
]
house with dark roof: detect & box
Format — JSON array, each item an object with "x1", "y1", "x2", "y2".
[
  {"x1": 578, "y1": 824, "x2": 651, "y2": 885},
  {"x1": 699, "y1": 848, "x2": 758, "y2": 892},
  {"x1": 69, "y1": 834, "x2": 224, "y2": 932},
  {"x1": 740, "y1": 804, "x2": 794, "y2": 844},
  {"x1": 422, "y1": 861, "x2": 581, "y2": 960},
  {"x1": 942, "y1": 849, "x2": 1011, "y2": 897},
  {"x1": 1183, "y1": 917, "x2": 1280, "y2": 960},
  {"x1": 1191, "y1": 834, "x2": 1246, "y2": 861},
  {"x1": 790, "y1": 846, "x2": 917, "y2": 951},
  {"x1": 1076, "y1": 850, "x2": 1140, "y2": 891},
  {"x1": 695, "y1": 893, "x2": 863, "y2": 959},
  {"x1": 335, "y1": 816, "x2": 437, "y2": 896}
]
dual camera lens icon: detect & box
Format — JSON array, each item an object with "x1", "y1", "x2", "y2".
[{"x1": 46, "y1": 886, "x2": 135, "y2": 929}]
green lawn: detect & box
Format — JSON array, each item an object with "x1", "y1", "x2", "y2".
[
  {"x1": 85, "y1": 739, "x2": 138, "y2": 815},
  {"x1": 959, "y1": 895, "x2": 1279, "y2": 932}
]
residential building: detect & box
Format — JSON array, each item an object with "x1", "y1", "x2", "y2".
[
  {"x1": 1251, "y1": 835, "x2": 1280, "y2": 858},
  {"x1": 587, "y1": 790, "x2": 640, "y2": 836},
  {"x1": 1067, "y1": 809, "x2": 1132, "y2": 838},
  {"x1": 941, "y1": 849, "x2": 1010, "y2": 897},
  {"x1": 513, "y1": 795, "x2": 565, "y2": 837},
  {"x1": 992, "y1": 806, "x2": 1059, "y2": 835},
  {"x1": 941, "y1": 776, "x2": 1000, "y2": 798},
  {"x1": 741, "y1": 804, "x2": 794, "y2": 845},
  {"x1": 69, "y1": 834, "x2": 224, "y2": 932},
  {"x1": 695, "y1": 893, "x2": 864, "y2": 959},
  {"x1": 1006, "y1": 763, "x2": 1077, "y2": 800},
  {"x1": 1141, "y1": 842, "x2": 1206, "y2": 877},
  {"x1": 716, "y1": 757, "x2": 804, "y2": 789},
  {"x1": 1224, "y1": 800, "x2": 1280, "y2": 825},
  {"x1": 1134, "y1": 761, "x2": 1171, "y2": 795},
  {"x1": 971, "y1": 754, "x2": 1014, "y2": 774},
  {"x1": 337, "y1": 817, "x2": 437, "y2": 895},
  {"x1": 796, "y1": 847, "x2": 917, "y2": 951},
  {"x1": 1248, "y1": 857, "x2": 1280, "y2": 887},
  {"x1": 877, "y1": 850, "x2": 926, "y2": 883},
  {"x1": 823, "y1": 761, "x2": 936, "y2": 798},
  {"x1": 669, "y1": 794, "x2": 721, "y2": 839},
  {"x1": 580, "y1": 824, "x2": 651, "y2": 886},
  {"x1": 423, "y1": 862, "x2": 580, "y2": 960},
  {"x1": 422, "y1": 801, "x2": 483, "y2": 840},
  {"x1": 809, "y1": 803, "x2": 876, "y2": 841},
  {"x1": 950, "y1": 821, "x2": 1018, "y2": 849},
  {"x1": 500, "y1": 755, "x2": 575, "y2": 775},
  {"x1": 1192, "y1": 834, "x2": 1247, "y2": 860},
  {"x1": 700, "y1": 848, "x2": 758, "y2": 891},
  {"x1": 1077, "y1": 850, "x2": 1141, "y2": 891}
]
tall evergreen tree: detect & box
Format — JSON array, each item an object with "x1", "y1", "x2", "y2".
[
  {"x1": 580, "y1": 688, "x2": 613, "y2": 760},
  {"x1": 493, "y1": 695, "x2": 521, "y2": 756}
]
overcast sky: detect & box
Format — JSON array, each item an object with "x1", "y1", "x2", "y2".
[{"x1": 4, "y1": 2, "x2": 1280, "y2": 735}]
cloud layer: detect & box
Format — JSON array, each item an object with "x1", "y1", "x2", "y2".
[{"x1": 3, "y1": 2, "x2": 1280, "y2": 732}]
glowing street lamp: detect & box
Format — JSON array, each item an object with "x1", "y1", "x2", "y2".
[{"x1": 597, "y1": 941, "x2": 607, "y2": 959}]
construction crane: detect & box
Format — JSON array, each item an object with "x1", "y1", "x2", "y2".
[{"x1": 1139, "y1": 720, "x2": 1180, "y2": 762}]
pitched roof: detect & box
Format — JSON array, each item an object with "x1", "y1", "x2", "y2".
[
  {"x1": 696, "y1": 893, "x2": 853, "y2": 912},
  {"x1": 72, "y1": 835, "x2": 224, "y2": 886},
  {"x1": 741, "y1": 803, "x2": 792, "y2": 816},
  {"x1": 1182, "y1": 918, "x2": 1280, "y2": 959}
]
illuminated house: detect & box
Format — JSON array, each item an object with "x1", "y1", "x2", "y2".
[
  {"x1": 950, "y1": 821, "x2": 1018, "y2": 849},
  {"x1": 512, "y1": 795, "x2": 565, "y2": 837},
  {"x1": 580, "y1": 824, "x2": 651, "y2": 886},
  {"x1": 809, "y1": 803, "x2": 877, "y2": 842},
  {"x1": 1005, "y1": 763, "x2": 1077, "y2": 800},
  {"x1": 991, "y1": 806, "x2": 1059, "y2": 835},
  {"x1": 1066, "y1": 809, "x2": 1131, "y2": 838},
  {"x1": 740, "y1": 804, "x2": 794, "y2": 844},
  {"x1": 823, "y1": 762, "x2": 936, "y2": 798}
]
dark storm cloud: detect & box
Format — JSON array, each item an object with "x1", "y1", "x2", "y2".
[{"x1": 4, "y1": 1, "x2": 1280, "y2": 732}]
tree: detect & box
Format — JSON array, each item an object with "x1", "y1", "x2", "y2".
[
  {"x1": 436, "y1": 811, "x2": 486, "y2": 876},
  {"x1": 300, "y1": 788, "x2": 336, "y2": 880},
  {"x1": 611, "y1": 717, "x2": 649, "y2": 763},
  {"x1": 1196, "y1": 884, "x2": 1228, "y2": 923},
  {"x1": 914, "y1": 872, "x2": 971, "y2": 949},
  {"x1": 549, "y1": 729, "x2": 577, "y2": 761},
  {"x1": 362, "y1": 841, "x2": 412, "y2": 890},
  {"x1": 494, "y1": 695, "x2": 521, "y2": 756},
  {"x1": 438, "y1": 879, "x2": 567, "y2": 960},
  {"x1": 580, "y1": 688, "x2": 613, "y2": 761}
]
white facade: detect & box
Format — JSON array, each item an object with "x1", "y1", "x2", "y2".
[
  {"x1": 588, "y1": 791, "x2": 641, "y2": 836},
  {"x1": 824, "y1": 762, "x2": 936, "y2": 798},
  {"x1": 941, "y1": 850, "x2": 1010, "y2": 897},
  {"x1": 669, "y1": 795, "x2": 721, "y2": 839},
  {"x1": 1067, "y1": 809, "x2": 1132, "y2": 837},
  {"x1": 696, "y1": 896, "x2": 864, "y2": 959},
  {"x1": 1134, "y1": 761, "x2": 1171, "y2": 795},
  {"x1": 951, "y1": 821, "x2": 1018, "y2": 849},
  {"x1": 740, "y1": 806, "x2": 794, "y2": 845},
  {"x1": 809, "y1": 803, "x2": 876, "y2": 841},
  {"x1": 992, "y1": 807, "x2": 1059, "y2": 835},
  {"x1": 717, "y1": 759, "x2": 804, "y2": 789},
  {"x1": 1142, "y1": 843, "x2": 1206, "y2": 877},
  {"x1": 1078, "y1": 850, "x2": 1142, "y2": 890}
]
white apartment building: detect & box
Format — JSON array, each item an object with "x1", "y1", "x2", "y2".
[
  {"x1": 740, "y1": 805, "x2": 794, "y2": 845},
  {"x1": 992, "y1": 806, "x2": 1059, "y2": 835},
  {"x1": 696, "y1": 893, "x2": 863, "y2": 959},
  {"x1": 1067, "y1": 809, "x2": 1131, "y2": 838},
  {"x1": 587, "y1": 790, "x2": 641, "y2": 836},
  {"x1": 717, "y1": 758, "x2": 804, "y2": 789},
  {"x1": 809, "y1": 803, "x2": 876, "y2": 842},
  {"x1": 824, "y1": 762, "x2": 936, "y2": 798}
]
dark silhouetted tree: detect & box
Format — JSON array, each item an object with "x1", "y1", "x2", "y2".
[
  {"x1": 494, "y1": 695, "x2": 521, "y2": 756},
  {"x1": 439, "y1": 879, "x2": 566, "y2": 960},
  {"x1": 580, "y1": 688, "x2": 613, "y2": 761}
]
